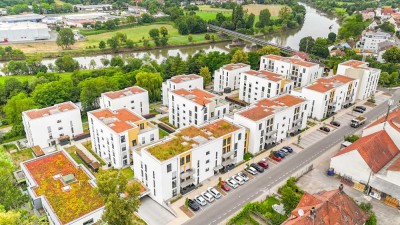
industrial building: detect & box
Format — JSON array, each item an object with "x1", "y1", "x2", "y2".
[
  {"x1": 0, "y1": 22, "x2": 51, "y2": 42},
  {"x1": 0, "y1": 13, "x2": 45, "y2": 23}
]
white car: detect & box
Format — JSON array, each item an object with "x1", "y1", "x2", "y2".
[
  {"x1": 232, "y1": 175, "x2": 245, "y2": 185},
  {"x1": 207, "y1": 187, "x2": 221, "y2": 199},
  {"x1": 195, "y1": 195, "x2": 207, "y2": 206},
  {"x1": 226, "y1": 178, "x2": 239, "y2": 189},
  {"x1": 246, "y1": 166, "x2": 257, "y2": 175},
  {"x1": 201, "y1": 191, "x2": 215, "y2": 203},
  {"x1": 237, "y1": 172, "x2": 249, "y2": 182}
]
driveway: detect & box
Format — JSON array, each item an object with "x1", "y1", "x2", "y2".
[{"x1": 138, "y1": 196, "x2": 175, "y2": 225}]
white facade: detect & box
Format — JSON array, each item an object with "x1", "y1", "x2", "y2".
[
  {"x1": 259, "y1": 54, "x2": 323, "y2": 87},
  {"x1": 132, "y1": 119, "x2": 247, "y2": 204},
  {"x1": 213, "y1": 63, "x2": 250, "y2": 92},
  {"x1": 169, "y1": 88, "x2": 229, "y2": 128},
  {"x1": 162, "y1": 74, "x2": 203, "y2": 106},
  {"x1": 291, "y1": 75, "x2": 359, "y2": 120},
  {"x1": 337, "y1": 60, "x2": 381, "y2": 100},
  {"x1": 22, "y1": 102, "x2": 83, "y2": 148},
  {"x1": 239, "y1": 70, "x2": 294, "y2": 104},
  {"x1": 356, "y1": 30, "x2": 393, "y2": 53},
  {"x1": 234, "y1": 94, "x2": 309, "y2": 154},
  {"x1": 88, "y1": 108, "x2": 158, "y2": 169},
  {"x1": 100, "y1": 86, "x2": 149, "y2": 115},
  {"x1": 0, "y1": 22, "x2": 50, "y2": 42}
]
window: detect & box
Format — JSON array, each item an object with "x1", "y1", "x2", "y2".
[
  {"x1": 206, "y1": 151, "x2": 210, "y2": 155},
  {"x1": 238, "y1": 133, "x2": 242, "y2": 140},
  {"x1": 206, "y1": 159, "x2": 210, "y2": 164},
  {"x1": 205, "y1": 168, "x2": 209, "y2": 172},
  {"x1": 121, "y1": 136, "x2": 126, "y2": 143},
  {"x1": 180, "y1": 157, "x2": 184, "y2": 165},
  {"x1": 58, "y1": 127, "x2": 63, "y2": 130},
  {"x1": 167, "y1": 164, "x2": 172, "y2": 172},
  {"x1": 83, "y1": 219, "x2": 94, "y2": 225},
  {"x1": 259, "y1": 123, "x2": 262, "y2": 130},
  {"x1": 172, "y1": 180, "x2": 176, "y2": 188},
  {"x1": 57, "y1": 120, "x2": 61, "y2": 123},
  {"x1": 186, "y1": 155, "x2": 191, "y2": 163}
]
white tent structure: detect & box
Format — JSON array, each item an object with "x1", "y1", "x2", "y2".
[{"x1": 0, "y1": 22, "x2": 50, "y2": 42}]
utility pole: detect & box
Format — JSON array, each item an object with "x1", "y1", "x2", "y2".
[{"x1": 383, "y1": 99, "x2": 394, "y2": 129}]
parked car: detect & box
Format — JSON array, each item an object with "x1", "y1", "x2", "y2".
[
  {"x1": 282, "y1": 146, "x2": 293, "y2": 153},
  {"x1": 237, "y1": 172, "x2": 249, "y2": 181},
  {"x1": 257, "y1": 159, "x2": 269, "y2": 169},
  {"x1": 221, "y1": 182, "x2": 231, "y2": 192},
  {"x1": 207, "y1": 187, "x2": 221, "y2": 199},
  {"x1": 226, "y1": 178, "x2": 239, "y2": 189},
  {"x1": 250, "y1": 163, "x2": 264, "y2": 173},
  {"x1": 246, "y1": 166, "x2": 258, "y2": 175},
  {"x1": 270, "y1": 154, "x2": 282, "y2": 162},
  {"x1": 273, "y1": 151, "x2": 285, "y2": 158},
  {"x1": 195, "y1": 195, "x2": 207, "y2": 206},
  {"x1": 353, "y1": 108, "x2": 364, "y2": 113},
  {"x1": 188, "y1": 199, "x2": 200, "y2": 211},
  {"x1": 330, "y1": 121, "x2": 340, "y2": 127},
  {"x1": 233, "y1": 175, "x2": 245, "y2": 185},
  {"x1": 320, "y1": 126, "x2": 330, "y2": 132},
  {"x1": 356, "y1": 106, "x2": 366, "y2": 111},
  {"x1": 279, "y1": 148, "x2": 289, "y2": 155},
  {"x1": 201, "y1": 191, "x2": 215, "y2": 203}
]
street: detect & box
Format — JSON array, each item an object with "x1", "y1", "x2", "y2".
[{"x1": 183, "y1": 89, "x2": 400, "y2": 225}]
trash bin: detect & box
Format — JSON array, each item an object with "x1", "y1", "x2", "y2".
[{"x1": 327, "y1": 168, "x2": 334, "y2": 176}]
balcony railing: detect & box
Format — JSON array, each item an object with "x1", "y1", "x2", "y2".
[
  {"x1": 180, "y1": 178, "x2": 195, "y2": 188},
  {"x1": 180, "y1": 169, "x2": 195, "y2": 180},
  {"x1": 222, "y1": 151, "x2": 235, "y2": 158},
  {"x1": 222, "y1": 158, "x2": 235, "y2": 167},
  {"x1": 266, "y1": 129, "x2": 277, "y2": 137}
]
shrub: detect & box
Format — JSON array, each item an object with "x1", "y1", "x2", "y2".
[{"x1": 243, "y1": 153, "x2": 253, "y2": 161}]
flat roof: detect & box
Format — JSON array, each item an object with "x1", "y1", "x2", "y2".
[
  {"x1": 263, "y1": 54, "x2": 317, "y2": 67},
  {"x1": 0, "y1": 22, "x2": 49, "y2": 30},
  {"x1": 172, "y1": 88, "x2": 215, "y2": 105},
  {"x1": 90, "y1": 108, "x2": 144, "y2": 133},
  {"x1": 146, "y1": 119, "x2": 240, "y2": 161},
  {"x1": 340, "y1": 60, "x2": 367, "y2": 68},
  {"x1": 306, "y1": 75, "x2": 355, "y2": 93},
  {"x1": 24, "y1": 102, "x2": 78, "y2": 120},
  {"x1": 22, "y1": 151, "x2": 104, "y2": 224},
  {"x1": 0, "y1": 13, "x2": 45, "y2": 22},
  {"x1": 103, "y1": 86, "x2": 146, "y2": 99},
  {"x1": 243, "y1": 70, "x2": 287, "y2": 82},
  {"x1": 223, "y1": 63, "x2": 250, "y2": 71},
  {"x1": 169, "y1": 74, "x2": 202, "y2": 84}
]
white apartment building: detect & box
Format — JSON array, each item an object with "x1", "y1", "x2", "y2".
[
  {"x1": 132, "y1": 119, "x2": 248, "y2": 204},
  {"x1": 162, "y1": 74, "x2": 203, "y2": 106},
  {"x1": 169, "y1": 88, "x2": 229, "y2": 128},
  {"x1": 234, "y1": 94, "x2": 309, "y2": 154},
  {"x1": 356, "y1": 30, "x2": 393, "y2": 53},
  {"x1": 100, "y1": 86, "x2": 149, "y2": 115},
  {"x1": 88, "y1": 108, "x2": 159, "y2": 169},
  {"x1": 337, "y1": 60, "x2": 381, "y2": 100},
  {"x1": 259, "y1": 54, "x2": 323, "y2": 87},
  {"x1": 239, "y1": 70, "x2": 294, "y2": 104},
  {"x1": 213, "y1": 63, "x2": 251, "y2": 92},
  {"x1": 22, "y1": 102, "x2": 83, "y2": 148}
]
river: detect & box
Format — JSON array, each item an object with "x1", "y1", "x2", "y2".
[{"x1": 0, "y1": 3, "x2": 339, "y2": 73}]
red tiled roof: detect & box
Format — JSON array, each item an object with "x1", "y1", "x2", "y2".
[
  {"x1": 340, "y1": 60, "x2": 366, "y2": 68},
  {"x1": 172, "y1": 88, "x2": 215, "y2": 105},
  {"x1": 223, "y1": 63, "x2": 250, "y2": 71},
  {"x1": 388, "y1": 157, "x2": 400, "y2": 172},
  {"x1": 382, "y1": 8, "x2": 395, "y2": 15},
  {"x1": 367, "y1": 109, "x2": 400, "y2": 133},
  {"x1": 25, "y1": 102, "x2": 78, "y2": 120},
  {"x1": 284, "y1": 189, "x2": 368, "y2": 225},
  {"x1": 263, "y1": 54, "x2": 317, "y2": 67},
  {"x1": 170, "y1": 74, "x2": 202, "y2": 84},
  {"x1": 333, "y1": 130, "x2": 399, "y2": 173},
  {"x1": 292, "y1": 51, "x2": 311, "y2": 61},
  {"x1": 103, "y1": 86, "x2": 146, "y2": 99},
  {"x1": 306, "y1": 75, "x2": 354, "y2": 93},
  {"x1": 244, "y1": 70, "x2": 286, "y2": 82},
  {"x1": 91, "y1": 108, "x2": 144, "y2": 133}
]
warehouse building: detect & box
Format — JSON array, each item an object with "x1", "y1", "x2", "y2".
[
  {"x1": 0, "y1": 22, "x2": 50, "y2": 42},
  {"x1": 0, "y1": 13, "x2": 45, "y2": 23}
]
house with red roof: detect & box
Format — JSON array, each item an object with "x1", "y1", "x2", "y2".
[
  {"x1": 162, "y1": 74, "x2": 203, "y2": 106},
  {"x1": 330, "y1": 109, "x2": 400, "y2": 207},
  {"x1": 234, "y1": 94, "x2": 309, "y2": 154},
  {"x1": 22, "y1": 101, "x2": 83, "y2": 148},
  {"x1": 100, "y1": 86, "x2": 149, "y2": 115}
]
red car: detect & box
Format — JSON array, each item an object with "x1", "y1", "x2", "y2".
[
  {"x1": 270, "y1": 155, "x2": 282, "y2": 162},
  {"x1": 257, "y1": 159, "x2": 269, "y2": 169},
  {"x1": 220, "y1": 182, "x2": 231, "y2": 192}
]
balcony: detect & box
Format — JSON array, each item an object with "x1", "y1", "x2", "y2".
[
  {"x1": 288, "y1": 124, "x2": 301, "y2": 134},
  {"x1": 293, "y1": 117, "x2": 303, "y2": 124},
  {"x1": 266, "y1": 129, "x2": 277, "y2": 137},
  {"x1": 222, "y1": 151, "x2": 235, "y2": 158},
  {"x1": 222, "y1": 158, "x2": 235, "y2": 167},
  {"x1": 180, "y1": 178, "x2": 195, "y2": 188},
  {"x1": 180, "y1": 169, "x2": 195, "y2": 180}
]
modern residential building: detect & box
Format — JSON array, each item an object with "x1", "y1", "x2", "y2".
[
  {"x1": 162, "y1": 74, "x2": 203, "y2": 106},
  {"x1": 356, "y1": 30, "x2": 393, "y2": 53},
  {"x1": 213, "y1": 63, "x2": 250, "y2": 92},
  {"x1": 283, "y1": 187, "x2": 368, "y2": 225},
  {"x1": 239, "y1": 70, "x2": 294, "y2": 104},
  {"x1": 100, "y1": 86, "x2": 149, "y2": 115},
  {"x1": 259, "y1": 54, "x2": 323, "y2": 87},
  {"x1": 291, "y1": 75, "x2": 359, "y2": 120},
  {"x1": 132, "y1": 119, "x2": 247, "y2": 204},
  {"x1": 234, "y1": 94, "x2": 309, "y2": 154},
  {"x1": 0, "y1": 22, "x2": 50, "y2": 42},
  {"x1": 336, "y1": 60, "x2": 381, "y2": 100},
  {"x1": 330, "y1": 109, "x2": 400, "y2": 208},
  {"x1": 169, "y1": 88, "x2": 229, "y2": 128},
  {"x1": 21, "y1": 151, "x2": 104, "y2": 225},
  {"x1": 88, "y1": 108, "x2": 159, "y2": 169},
  {"x1": 22, "y1": 102, "x2": 83, "y2": 148}
]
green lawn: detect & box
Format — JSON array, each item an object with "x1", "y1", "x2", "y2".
[
  {"x1": 198, "y1": 5, "x2": 232, "y2": 13},
  {"x1": 82, "y1": 122, "x2": 89, "y2": 132},
  {"x1": 149, "y1": 103, "x2": 161, "y2": 115},
  {"x1": 65, "y1": 146, "x2": 88, "y2": 168},
  {"x1": 82, "y1": 141, "x2": 106, "y2": 166},
  {"x1": 335, "y1": 8, "x2": 347, "y2": 13},
  {"x1": 9, "y1": 148, "x2": 34, "y2": 168},
  {"x1": 194, "y1": 11, "x2": 231, "y2": 21},
  {"x1": 159, "y1": 128, "x2": 169, "y2": 139},
  {"x1": 0, "y1": 73, "x2": 72, "y2": 85}
]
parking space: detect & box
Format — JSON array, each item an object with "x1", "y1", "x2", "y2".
[
  {"x1": 335, "y1": 113, "x2": 355, "y2": 126},
  {"x1": 299, "y1": 130, "x2": 328, "y2": 149},
  {"x1": 373, "y1": 93, "x2": 392, "y2": 105}
]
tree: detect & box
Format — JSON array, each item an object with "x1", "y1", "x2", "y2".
[
  {"x1": 199, "y1": 67, "x2": 211, "y2": 87},
  {"x1": 79, "y1": 77, "x2": 118, "y2": 111},
  {"x1": 382, "y1": 46, "x2": 400, "y2": 63},
  {"x1": 231, "y1": 49, "x2": 249, "y2": 64},
  {"x1": 135, "y1": 71, "x2": 163, "y2": 102},
  {"x1": 232, "y1": 5, "x2": 245, "y2": 29},
  {"x1": 299, "y1": 36, "x2": 315, "y2": 53},
  {"x1": 161, "y1": 55, "x2": 187, "y2": 79},
  {"x1": 160, "y1": 26, "x2": 168, "y2": 37},
  {"x1": 280, "y1": 186, "x2": 301, "y2": 215},
  {"x1": 110, "y1": 57, "x2": 124, "y2": 67},
  {"x1": 311, "y1": 38, "x2": 330, "y2": 58},
  {"x1": 188, "y1": 34, "x2": 193, "y2": 42},
  {"x1": 56, "y1": 28, "x2": 76, "y2": 50},
  {"x1": 257, "y1": 9, "x2": 271, "y2": 28},
  {"x1": 204, "y1": 34, "x2": 211, "y2": 40},
  {"x1": 256, "y1": 46, "x2": 280, "y2": 56},
  {"x1": 32, "y1": 79, "x2": 78, "y2": 107},
  {"x1": 278, "y1": 6, "x2": 291, "y2": 21},
  {"x1": 3, "y1": 93, "x2": 37, "y2": 125},
  {"x1": 107, "y1": 36, "x2": 120, "y2": 52},
  {"x1": 96, "y1": 169, "x2": 140, "y2": 225},
  {"x1": 149, "y1": 28, "x2": 160, "y2": 39},
  {"x1": 55, "y1": 56, "x2": 79, "y2": 72},
  {"x1": 327, "y1": 32, "x2": 337, "y2": 43},
  {"x1": 99, "y1": 40, "x2": 106, "y2": 49},
  {"x1": 245, "y1": 13, "x2": 255, "y2": 29}
]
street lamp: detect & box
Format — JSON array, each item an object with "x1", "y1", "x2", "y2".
[{"x1": 383, "y1": 99, "x2": 394, "y2": 129}]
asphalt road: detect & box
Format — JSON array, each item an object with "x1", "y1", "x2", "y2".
[{"x1": 184, "y1": 89, "x2": 400, "y2": 225}]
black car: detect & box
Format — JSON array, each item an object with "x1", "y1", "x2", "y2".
[
  {"x1": 330, "y1": 121, "x2": 340, "y2": 127},
  {"x1": 282, "y1": 146, "x2": 293, "y2": 153},
  {"x1": 250, "y1": 163, "x2": 264, "y2": 173},
  {"x1": 355, "y1": 106, "x2": 366, "y2": 111},
  {"x1": 188, "y1": 199, "x2": 200, "y2": 211},
  {"x1": 320, "y1": 126, "x2": 330, "y2": 132},
  {"x1": 353, "y1": 108, "x2": 364, "y2": 113}
]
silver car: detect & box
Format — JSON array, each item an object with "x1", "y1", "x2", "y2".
[
  {"x1": 201, "y1": 191, "x2": 215, "y2": 203},
  {"x1": 233, "y1": 175, "x2": 245, "y2": 185},
  {"x1": 246, "y1": 166, "x2": 258, "y2": 175},
  {"x1": 237, "y1": 172, "x2": 249, "y2": 182},
  {"x1": 195, "y1": 195, "x2": 207, "y2": 206},
  {"x1": 226, "y1": 178, "x2": 239, "y2": 189},
  {"x1": 207, "y1": 187, "x2": 222, "y2": 199}
]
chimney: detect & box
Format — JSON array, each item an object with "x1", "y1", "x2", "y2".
[
  {"x1": 310, "y1": 207, "x2": 316, "y2": 219},
  {"x1": 339, "y1": 183, "x2": 344, "y2": 193}
]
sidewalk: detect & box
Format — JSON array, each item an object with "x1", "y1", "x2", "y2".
[{"x1": 166, "y1": 91, "x2": 386, "y2": 225}]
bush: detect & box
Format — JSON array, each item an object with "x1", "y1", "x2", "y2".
[
  {"x1": 243, "y1": 152, "x2": 253, "y2": 161},
  {"x1": 365, "y1": 213, "x2": 377, "y2": 225},
  {"x1": 345, "y1": 135, "x2": 360, "y2": 143}
]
